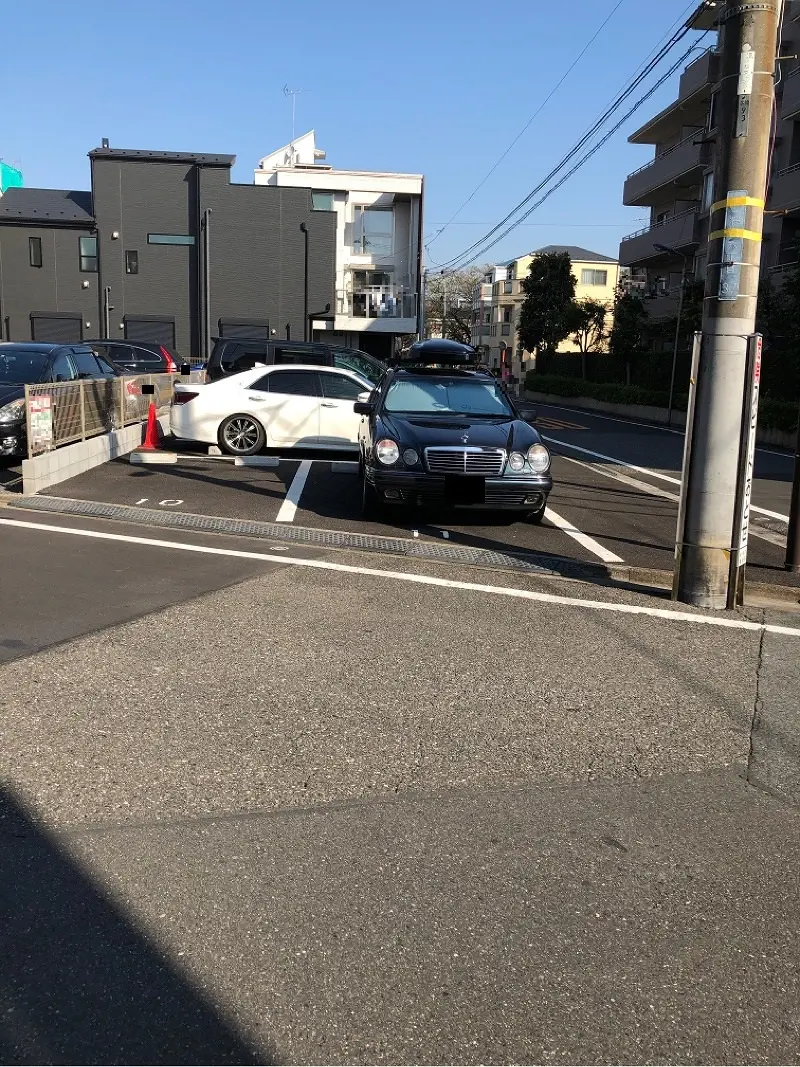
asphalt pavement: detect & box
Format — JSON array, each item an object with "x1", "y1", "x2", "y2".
[
  {"x1": 2, "y1": 403, "x2": 800, "y2": 1065},
  {"x1": 1, "y1": 518, "x2": 800, "y2": 1064},
  {"x1": 13, "y1": 400, "x2": 794, "y2": 592}
]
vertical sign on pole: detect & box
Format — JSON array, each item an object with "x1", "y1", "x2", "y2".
[
  {"x1": 28, "y1": 394, "x2": 54, "y2": 453},
  {"x1": 727, "y1": 332, "x2": 762, "y2": 609},
  {"x1": 672, "y1": 332, "x2": 702, "y2": 600}
]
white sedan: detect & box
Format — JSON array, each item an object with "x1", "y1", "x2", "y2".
[{"x1": 170, "y1": 364, "x2": 372, "y2": 456}]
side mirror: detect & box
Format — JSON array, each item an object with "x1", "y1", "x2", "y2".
[
  {"x1": 357, "y1": 391, "x2": 372, "y2": 403},
  {"x1": 523, "y1": 410, "x2": 537, "y2": 423},
  {"x1": 354, "y1": 400, "x2": 373, "y2": 416}
]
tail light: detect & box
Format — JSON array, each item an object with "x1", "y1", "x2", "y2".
[
  {"x1": 172, "y1": 390, "x2": 198, "y2": 406},
  {"x1": 160, "y1": 346, "x2": 178, "y2": 373}
]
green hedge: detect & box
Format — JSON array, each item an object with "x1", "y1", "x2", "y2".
[{"x1": 525, "y1": 373, "x2": 798, "y2": 435}]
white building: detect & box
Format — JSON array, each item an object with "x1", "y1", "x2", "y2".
[{"x1": 255, "y1": 131, "x2": 423, "y2": 361}]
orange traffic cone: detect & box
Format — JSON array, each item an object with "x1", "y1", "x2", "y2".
[
  {"x1": 130, "y1": 401, "x2": 177, "y2": 465},
  {"x1": 142, "y1": 401, "x2": 160, "y2": 450}
]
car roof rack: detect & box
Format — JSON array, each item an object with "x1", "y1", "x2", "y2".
[{"x1": 400, "y1": 339, "x2": 481, "y2": 366}]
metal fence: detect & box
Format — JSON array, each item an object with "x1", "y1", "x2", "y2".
[{"x1": 24, "y1": 372, "x2": 186, "y2": 458}]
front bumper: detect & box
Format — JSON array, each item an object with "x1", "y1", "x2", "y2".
[
  {"x1": 0, "y1": 421, "x2": 25, "y2": 458},
  {"x1": 367, "y1": 467, "x2": 553, "y2": 509}
]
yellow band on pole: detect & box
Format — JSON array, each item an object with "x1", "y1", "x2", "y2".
[
  {"x1": 708, "y1": 228, "x2": 763, "y2": 242},
  {"x1": 710, "y1": 196, "x2": 765, "y2": 212}
]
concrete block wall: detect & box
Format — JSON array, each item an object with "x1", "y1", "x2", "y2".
[{"x1": 22, "y1": 416, "x2": 169, "y2": 496}]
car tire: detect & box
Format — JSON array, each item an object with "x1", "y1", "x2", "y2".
[
  {"x1": 525, "y1": 501, "x2": 547, "y2": 525},
  {"x1": 218, "y1": 414, "x2": 266, "y2": 456}
]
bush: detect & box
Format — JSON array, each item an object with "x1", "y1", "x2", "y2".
[{"x1": 524, "y1": 373, "x2": 798, "y2": 434}]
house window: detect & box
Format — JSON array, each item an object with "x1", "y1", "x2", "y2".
[
  {"x1": 79, "y1": 236, "x2": 97, "y2": 272},
  {"x1": 702, "y1": 171, "x2": 715, "y2": 212},
  {"x1": 655, "y1": 211, "x2": 670, "y2": 225},
  {"x1": 147, "y1": 233, "x2": 195, "y2": 246},
  {"x1": 353, "y1": 207, "x2": 393, "y2": 256},
  {"x1": 504, "y1": 281, "x2": 513, "y2": 294},
  {"x1": 502, "y1": 307, "x2": 512, "y2": 323},
  {"x1": 125, "y1": 250, "x2": 139, "y2": 275},
  {"x1": 312, "y1": 191, "x2": 334, "y2": 211},
  {"x1": 29, "y1": 237, "x2": 42, "y2": 268},
  {"x1": 483, "y1": 311, "x2": 491, "y2": 325},
  {"x1": 581, "y1": 269, "x2": 608, "y2": 286}
]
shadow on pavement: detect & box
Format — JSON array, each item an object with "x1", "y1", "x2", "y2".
[{"x1": 0, "y1": 787, "x2": 273, "y2": 1066}]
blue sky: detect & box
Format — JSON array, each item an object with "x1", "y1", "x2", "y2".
[{"x1": 3, "y1": 0, "x2": 705, "y2": 267}]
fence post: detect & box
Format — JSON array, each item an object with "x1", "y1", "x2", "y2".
[
  {"x1": 80, "y1": 381, "x2": 86, "y2": 442},
  {"x1": 24, "y1": 385, "x2": 33, "y2": 460}
]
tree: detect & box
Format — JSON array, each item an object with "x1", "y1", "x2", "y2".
[
  {"x1": 608, "y1": 284, "x2": 648, "y2": 384},
  {"x1": 568, "y1": 298, "x2": 609, "y2": 378},
  {"x1": 517, "y1": 252, "x2": 577, "y2": 364},
  {"x1": 425, "y1": 266, "x2": 485, "y2": 344}
]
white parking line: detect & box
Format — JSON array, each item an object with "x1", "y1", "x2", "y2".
[
  {"x1": 558, "y1": 453, "x2": 787, "y2": 550},
  {"x1": 543, "y1": 435, "x2": 790, "y2": 523},
  {"x1": 275, "y1": 460, "x2": 312, "y2": 523},
  {"x1": 2, "y1": 517, "x2": 798, "y2": 637},
  {"x1": 544, "y1": 506, "x2": 623, "y2": 564}
]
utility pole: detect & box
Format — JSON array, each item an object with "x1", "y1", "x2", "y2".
[
  {"x1": 675, "y1": 0, "x2": 780, "y2": 608},
  {"x1": 441, "y1": 271, "x2": 447, "y2": 339}
]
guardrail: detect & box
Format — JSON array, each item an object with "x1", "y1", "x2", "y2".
[{"x1": 24, "y1": 372, "x2": 180, "y2": 458}]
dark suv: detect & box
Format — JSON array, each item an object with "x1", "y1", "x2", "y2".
[
  {"x1": 206, "y1": 337, "x2": 385, "y2": 386},
  {"x1": 85, "y1": 339, "x2": 181, "y2": 374}
]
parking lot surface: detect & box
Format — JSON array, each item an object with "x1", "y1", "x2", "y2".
[{"x1": 14, "y1": 401, "x2": 795, "y2": 592}]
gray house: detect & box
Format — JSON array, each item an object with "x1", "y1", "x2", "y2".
[{"x1": 0, "y1": 145, "x2": 337, "y2": 359}]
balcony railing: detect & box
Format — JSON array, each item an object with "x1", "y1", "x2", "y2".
[
  {"x1": 337, "y1": 288, "x2": 417, "y2": 320},
  {"x1": 770, "y1": 162, "x2": 800, "y2": 213},
  {"x1": 623, "y1": 132, "x2": 710, "y2": 206},
  {"x1": 781, "y1": 65, "x2": 800, "y2": 120},
  {"x1": 619, "y1": 207, "x2": 700, "y2": 265},
  {"x1": 678, "y1": 47, "x2": 720, "y2": 100}
]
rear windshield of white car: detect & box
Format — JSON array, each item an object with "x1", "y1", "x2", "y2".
[{"x1": 383, "y1": 376, "x2": 514, "y2": 417}]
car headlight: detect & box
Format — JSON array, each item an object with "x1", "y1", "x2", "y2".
[
  {"x1": 508, "y1": 451, "x2": 525, "y2": 472},
  {"x1": 527, "y1": 443, "x2": 550, "y2": 472},
  {"x1": 402, "y1": 448, "x2": 419, "y2": 466},
  {"x1": 376, "y1": 438, "x2": 400, "y2": 465},
  {"x1": 0, "y1": 399, "x2": 25, "y2": 424}
]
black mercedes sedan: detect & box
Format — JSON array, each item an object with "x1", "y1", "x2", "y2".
[{"x1": 355, "y1": 341, "x2": 552, "y2": 521}]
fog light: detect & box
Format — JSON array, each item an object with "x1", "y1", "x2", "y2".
[
  {"x1": 524, "y1": 493, "x2": 544, "y2": 507},
  {"x1": 384, "y1": 488, "x2": 401, "y2": 500}
]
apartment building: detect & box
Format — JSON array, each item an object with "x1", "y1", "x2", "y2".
[
  {"x1": 471, "y1": 246, "x2": 621, "y2": 379},
  {"x1": 255, "y1": 131, "x2": 423, "y2": 361},
  {"x1": 618, "y1": 0, "x2": 800, "y2": 320}
]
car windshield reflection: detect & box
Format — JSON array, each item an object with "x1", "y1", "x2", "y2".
[{"x1": 383, "y1": 377, "x2": 514, "y2": 418}]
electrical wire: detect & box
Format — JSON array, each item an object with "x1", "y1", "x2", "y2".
[
  {"x1": 446, "y1": 36, "x2": 706, "y2": 268},
  {"x1": 434, "y1": 8, "x2": 705, "y2": 272},
  {"x1": 425, "y1": 0, "x2": 630, "y2": 249}
]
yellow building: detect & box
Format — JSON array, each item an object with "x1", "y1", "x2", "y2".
[{"x1": 473, "y1": 245, "x2": 621, "y2": 384}]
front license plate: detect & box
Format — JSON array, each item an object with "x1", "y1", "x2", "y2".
[{"x1": 444, "y1": 475, "x2": 485, "y2": 505}]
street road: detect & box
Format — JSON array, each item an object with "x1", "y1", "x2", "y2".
[{"x1": 2, "y1": 401, "x2": 800, "y2": 1065}]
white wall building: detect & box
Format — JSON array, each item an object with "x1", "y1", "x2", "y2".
[{"x1": 255, "y1": 131, "x2": 423, "y2": 361}]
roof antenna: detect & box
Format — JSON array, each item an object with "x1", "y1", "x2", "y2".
[
  {"x1": 101, "y1": 138, "x2": 109, "y2": 149},
  {"x1": 282, "y1": 85, "x2": 306, "y2": 163}
]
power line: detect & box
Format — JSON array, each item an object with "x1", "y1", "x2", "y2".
[
  {"x1": 449, "y1": 35, "x2": 706, "y2": 268},
  {"x1": 425, "y1": 0, "x2": 630, "y2": 249},
  {"x1": 436, "y1": 8, "x2": 703, "y2": 272}
]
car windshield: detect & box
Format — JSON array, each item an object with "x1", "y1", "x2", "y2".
[
  {"x1": 0, "y1": 349, "x2": 50, "y2": 384},
  {"x1": 383, "y1": 376, "x2": 515, "y2": 417}
]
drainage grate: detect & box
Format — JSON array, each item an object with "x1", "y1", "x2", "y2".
[{"x1": 13, "y1": 495, "x2": 609, "y2": 581}]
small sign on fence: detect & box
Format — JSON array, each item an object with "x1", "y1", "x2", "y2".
[{"x1": 29, "y1": 395, "x2": 54, "y2": 452}]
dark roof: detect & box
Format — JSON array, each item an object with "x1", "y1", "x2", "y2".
[
  {"x1": 88, "y1": 147, "x2": 235, "y2": 167},
  {"x1": 0, "y1": 187, "x2": 94, "y2": 222},
  {"x1": 0, "y1": 341, "x2": 76, "y2": 352},
  {"x1": 531, "y1": 244, "x2": 618, "y2": 264}
]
